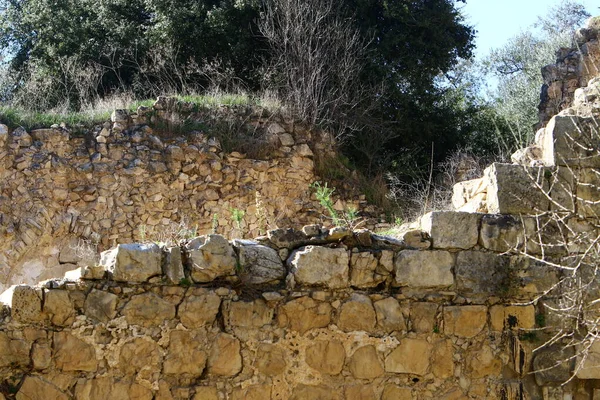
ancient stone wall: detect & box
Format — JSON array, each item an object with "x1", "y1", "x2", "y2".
[
  {"x1": 538, "y1": 17, "x2": 600, "y2": 128},
  {"x1": 0, "y1": 97, "x2": 375, "y2": 293},
  {"x1": 0, "y1": 219, "x2": 586, "y2": 400}
]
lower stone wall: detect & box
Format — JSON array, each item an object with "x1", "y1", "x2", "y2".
[{"x1": 0, "y1": 226, "x2": 596, "y2": 400}]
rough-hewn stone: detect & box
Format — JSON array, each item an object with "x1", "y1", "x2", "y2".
[
  {"x1": 11, "y1": 285, "x2": 43, "y2": 323},
  {"x1": 277, "y1": 296, "x2": 332, "y2": 334},
  {"x1": 234, "y1": 240, "x2": 285, "y2": 284},
  {"x1": 121, "y1": 292, "x2": 176, "y2": 327},
  {"x1": 178, "y1": 291, "x2": 221, "y2": 328},
  {"x1": 374, "y1": 297, "x2": 406, "y2": 333},
  {"x1": 337, "y1": 294, "x2": 376, "y2": 332},
  {"x1": 305, "y1": 340, "x2": 346, "y2": 375},
  {"x1": 395, "y1": 250, "x2": 454, "y2": 288},
  {"x1": 385, "y1": 338, "x2": 432, "y2": 375},
  {"x1": 288, "y1": 246, "x2": 349, "y2": 289},
  {"x1": 84, "y1": 289, "x2": 118, "y2": 323},
  {"x1": 420, "y1": 211, "x2": 481, "y2": 249},
  {"x1": 53, "y1": 332, "x2": 97, "y2": 372},
  {"x1": 164, "y1": 330, "x2": 207, "y2": 376},
  {"x1": 101, "y1": 243, "x2": 162, "y2": 282},
  {"x1": 443, "y1": 306, "x2": 487, "y2": 338},
  {"x1": 347, "y1": 345, "x2": 384, "y2": 379},
  {"x1": 207, "y1": 333, "x2": 242, "y2": 376},
  {"x1": 186, "y1": 235, "x2": 237, "y2": 283}
]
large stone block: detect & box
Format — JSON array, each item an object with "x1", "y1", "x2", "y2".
[
  {"x1": 255, "y1": 343, "x2": 287, "y2": 376},
  {"x1": 163, "y1": 246, "x2": 185, "y2": 284},
  {"x1": 208, "y1": 333, "x2": 242, "y2": 376},
  {"x1": 100, "y1": 243, "x2": 162, "y2": 282},
  {"x1": 290, "y1": 385, "x2": 341, "y2": 400},
  {"x1": 420, "y1": 211, "x2": 481, "y2": 249},
  {"x1": 119, "y1": 337, "x2": 161, "y2": 377},
  {"x1": 53, "y1": 332, "x2": 98, "y2": 372},
  {"x1": 287, "y1": 246, "x2": 349, "y2": 289},
  {"x1": 577, "y1": 168, "x2": 600, "y2": 217},
  {"x1": 489, "y1": 305, "x2": 535, "y2": 331},
  {"x1": 186, "y1": 235, "x2": 236, "y2": 283},
  {"x1": 539, "y1": 114, "x2": 600, "y2": 167},
  {"x1": 337, "y1": 294, "x2": 376, "y2": 333},
  {"x1": 479, "y1": 214, "x2": 525, "y2": 253},
  {"x1": 226, "y1": 299, "x2": 273, "y2": 329},
  {"x1": 350, "y1": 251, "x2": 386, "y2": 288},
  {"x1": 0, "y1": 331, "x2": 30, "y2": 368},
  {"x1": 44, "y1": 289, "x2": 75, "y2": 326},
  {"x1": 16, "y1": 376, "x2": 69, "y2": 400},
  {"x1": 305, "y1": 340, "x2": 345, "y2": 375},
  {"x1": 374, "y1": 297, "x2": 407, "y2": 333},
  {"x1": 443, "y1": 306, "x2": 487, "y2": 338},
  {"x1": 234, "y1": 240, "x2": 285, "y2": 284},
  {"x1": 348, "y1": 345, "x2": 384, "y2": 379},
  {"x1": 121, "y1": 292, "x2": 176, "y2": 327},
  {"x1": 533, "y1": 345, "x2": 575, "y2": 385},
  {"x1": 277, "y1": 296, "x2": 332, "y2": 334},
  {"x1": 395, "y1": 250, "x2": 454, "y2": 288},
  {"x1": 164, "y1": 330, "x2": 207, "y2": 376},
  {"x1": 11, "y1": 285, "x2": 43, "y2": 323},
  {"x1": 455, "y1": 251, "x2": 511, "y2": 296},
  {"x1": 178, "y1": 291, "x2": 221, "y2": 328},
  {"x1": 84, "y1": 289, "x2": 118, "y2": 323},
  {"x1": 485, "y1": 163, "x2": 549, "y2": 215},
  {"x1": 385, "y1": 338, "x2": 432, "y2": 375}
]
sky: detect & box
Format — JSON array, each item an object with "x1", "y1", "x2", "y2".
[{"x1": 461, "y1": 0, "x2": 599, "y2": 57}]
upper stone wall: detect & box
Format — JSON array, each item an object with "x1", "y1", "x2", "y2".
[
  {"x1": 0, "y1": 97, "x2": 376, "y2": 293},
  {"x1": 538, "y1": 17, "x2": 600, "y2": 128}
]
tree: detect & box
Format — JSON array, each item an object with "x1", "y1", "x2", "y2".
[{"x1": 483, "y1": 0, "x2": 591, "y2": 151}]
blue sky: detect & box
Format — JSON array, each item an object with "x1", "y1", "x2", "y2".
[{"x1": 461, "y1": 0, "x2": 599, "y2": 57}]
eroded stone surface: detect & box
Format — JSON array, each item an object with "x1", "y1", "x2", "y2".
[
  {"x1": 186, "y1": 235, "x2": 236, "y2": 283},
  {"x1": 395, "y1": 250, "x2": 454, "y2": 288},
  {"x1": 101, "y1": 243, "x2": 162, "y2": 282},
  {"x1": 288, "y1": 246, "x2": 349, "y2": 288}
]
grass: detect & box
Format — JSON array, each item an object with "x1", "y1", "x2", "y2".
[{"x1": 0, "y1": 105, "x2": 111, "y2": 131}]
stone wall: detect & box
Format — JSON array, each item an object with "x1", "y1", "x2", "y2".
[
  {"x1": 0, "y1": 220, "x2": 587, "y2": 400},
  {"x1": 538, "y1": 17, "x2": 600, "y2": 128},
  {"x1": 0, "y1": 97, "x2": 375, "y2": 293}
]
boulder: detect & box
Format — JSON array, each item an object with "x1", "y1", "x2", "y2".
[
  {"x1": 485, "y1": 163, "x2": 549, "y2": 214},
  {"x1": 208, "y1": 333, "x2": 242, "y2": 376}
]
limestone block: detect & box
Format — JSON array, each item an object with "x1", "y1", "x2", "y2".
[
  {"x1": 452, "y1": 178, "x2": 487, "y2": 212},
  {"x1": 395, "y1": 250, "x2": 454, "y2": 288},
  {"x1": 534, "y1": 346, "x2": 574, "y2": 385},
  {"x1": 186, "y1": 235, "x2": 236, "y2": 283},
  {"x1": 382, "y1": 385, "x2": 412, "y2": 400},
  {"x1": 179, "y1": 291, "x2": 221, "y2": 328},
  {"x1": 255, "y1": 343, "x2": 287, "y2": 376},
  {"x1": 479, "y1": 214, "x2": 525, "y2": 253},
  {"x1": 32, "y1": 342, "x2": 51, "y2": 370},
  {"x1": 485, "y1": 163, "x2": 549, "y2": 215},
  {"x1": 510, "y1": 256, "x2": 560, "y2": 295},
  {"x1": 226, "y1": 299, "x2": 273, "y2": 329},
  {"x1": 121, "y1": 292, "x2": 176, "y2": 327},
  {"x1": 234, "y1": 240, "x2": 285, "y2": 284},
  {"x1": 577, "y1": 168, "x2": 600, "y2": 217},
  {"x1": 231, "y1": 385, "x2": 272, "y2": 400},
  {"x1": 101, "y1": 243, "x2": 162, "y2": 282},
  {"x1": 288, "y1": 246, "x2": 349, "y2": 289},
  {"x1": 119, "y1": 337, "x2": 161, "y2": 376},
  {"x1": 337, "y1": 294, "x2": 377, "y2": 332},
  {"x1": 540, "y1": 114, "x2": 600, "y2": 167},
  {"x1": 432, "y1": 339, "x2": 454, "y2": 379},
  {"x1": 11, "y1": 285, "x2": 43, "y2": 323},
  {"x1": 0, "y1": 331, "x2": 30, "y2": 368},
  {"x1": 268, "y1": 228, "x2": 309, "y2": 249},
  {"x1": 345, "y1": 385, "x2": 377, "y2": 400},
  {"x1": 44, "y1": 289, "x2": 75, "y2": 326},
  {"x1": 16, "y1": 376, "x2": 69, "y2": 400},
  {"x1": 192, "y1": 387, "x2": 219, "y2": 400},
  {"x1": 577, "y1": 340, "x2": 600, "y2": 379},
  {"x1": 348, "y1": 345, "x2": 384, "y2": 379},
  {"x1": 164, "y1": 330, "x2": 207, "y2": 376},
  {"x1": 443, "y1": 306, "x2": 487, "y2": 338},
  {"x1": 163, "y1": 246, "x2": 185, "y2": 284},
  {"x1": 396, "y1": 229, "x2": 431, "y2": 249},
  {"x1": 489, "y1": 305, "x2": 535, "y2": 331},
  {"x1": 305, "y1": 340, "x2": 345, "y2": 375},
  {"x1": 466, "y1": 345, "x2": 502, "y2": 379},
  {"x1": 385, "y1": 338, "x2": 432, "y2": 375},
  {"x1": 455, "y1": 251, "x2": 510, "y2": 295},
  {"x1": 374, "y1": 297, "x2": 406, "y2": 333},
  {"x1": 350, "y1": 251, "x2": 385, "y2": 288},
  {"x1": 75, "y1": 378, "x2": 152, "y2": 400},
  {"x1": 277, "y1": 296, "x2": 332, "y2": 334},
  {"x1": 420, "y1": 211, "x2": 481, "y2": 249},
  {"x1": 291, "y1": 385, "x2": 341, "y2": 400},
  {"x1": 410, "y1": 302, "x2": 438, "y2": 333},
  {"x1": 53, "y1": 332, "x2": 98, "y2": 372},
  {"x1": 208, "y1": 333, "x2": 242, "y2": 376},
  {"x1": 84, "y1": 289, "x2": 118, "y2": 323}
]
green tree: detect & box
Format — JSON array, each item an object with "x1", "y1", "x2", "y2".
[{"x1": 483, "y1": 0, "x2": 590, "y2": 151}]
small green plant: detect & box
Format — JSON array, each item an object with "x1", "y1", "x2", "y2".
[
  {"x1": 433, "y1": 325, "x2": 440, "y2": 334},
  {"x1": 230, "y1": 208, "x2": 245, "y2": 229},
  {"x1": 212, "y1": 213, "x2": 219, "y2": 234},
  {"x1": 519, "y1": 331, "x2": 538, "y2": 342},
  {"x1": 535, "y1": 312, "x2": 546, "y2": 328},
  {"x1": 311, "y1": 181, "x2": 340, "y2": 225},
  {"x1": 179, "y1": 277, "x2": 192, "y2": 287},
  {"x1": 139, "y1": 224, "x2": 147, "y2": 242}
]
